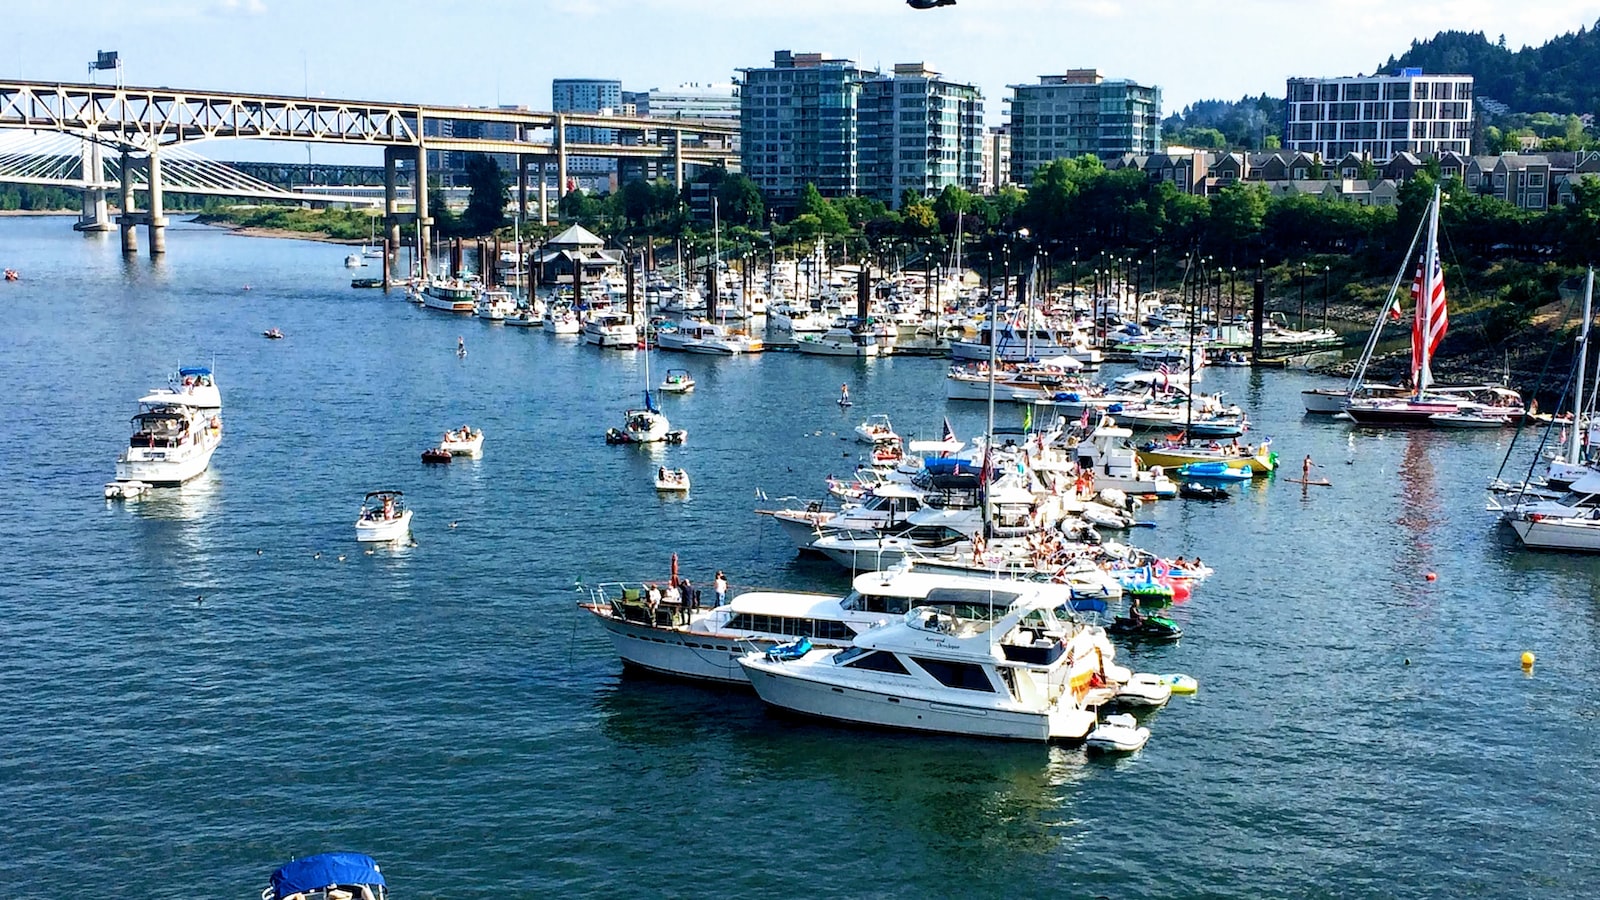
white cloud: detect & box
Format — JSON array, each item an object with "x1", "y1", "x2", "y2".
[{"x1": 214, "y1": 0, "x2": 266, "y2": 14}]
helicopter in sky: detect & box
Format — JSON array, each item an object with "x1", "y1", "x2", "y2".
[{"x1": 906, "y1": 0, "x2": 956, "y2": 8}]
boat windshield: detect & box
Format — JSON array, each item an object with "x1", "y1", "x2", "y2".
[{"x1": 905, "y1": 606, "x2": 999, "y2": 638}]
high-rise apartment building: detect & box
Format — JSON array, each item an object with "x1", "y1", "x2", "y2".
[
  {"x1": 739, "y1": 51, "x2": 871, "y2": 202},
  {"x1": 1006, "y1": 70, "x2": 1161, "y2": 182},
  {"x1": 553, "y1": 78, "x2": 623, "y2": 175},
  {"x1": 858, "y1": 63, "x2": 983, "y2": 206},
  {"x1": 1284, "y1": 69, "x2": 1474, "y2": 160},
  {"x1": 740, "y1": 52, "x2": 984, "y2": 207},
  {"x1": 981, "y1": 126, "x2": 1011, "y2": 193}
]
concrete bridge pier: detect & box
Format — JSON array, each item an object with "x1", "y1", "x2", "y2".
[
  {"x1": 554, "y1": 114, "x2": 568, "y2": 202},
  {"x1": 383, "y1": 147, "x2": 401, "y2": 287},
  {"x1": 117, "y1": 149, "x2": 138, "y2": 254},
  {"x1": 145, "y1": 149, "x2": 167, "y2": 256},
  {"x1": 414, "y1": 143, "x2": 432, "y2": 263},
  {"x1": 538, "y1": 158, "x2": 549, "y2": 226},
  {"x1": 516, "y1": 153, "x2": 528, "y2": 223},
  {"x1": 74, "y1": 139, "x2": 112, "y2": 233}
]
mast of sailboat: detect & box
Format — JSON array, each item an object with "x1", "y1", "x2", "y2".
[
  {"x1": 1570, "y1": 268, "x2": 1595, "y2": 464},
  {"x1": 712, "y1": 197, "x2": 721, "y2": 324},
  {"x1": 1344, "y1": 212, "x2": 1428, "y2": 397},
  {"x1": 1415, "y1": 184, "x2": 1443, "y2": 399},
  {"x1": 983, "y1": 289, "x2": 999, "y2": 541},
  {"x1": 1186, "y1": 250, "x2": 1197, "y2": 436}
]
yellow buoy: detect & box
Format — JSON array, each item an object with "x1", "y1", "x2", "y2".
[{"x1": 1521, "y1": 651, "x2": 1536, "y2": 668}]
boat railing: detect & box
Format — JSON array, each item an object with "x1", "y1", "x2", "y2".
[{"x1": 587, "y1": 581, "x2": 694, "y2": 627}]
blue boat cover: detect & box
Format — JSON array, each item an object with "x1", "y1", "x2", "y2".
[
  {"x1": 923, "y1": 458, "x2": 974, "y2": 475},
  {"x1": 178, "y1": 366, "x2": 212, "y2": 377},
  {"x1": 1069, "y1": 598, "x2": 1108, "y2": 614},
  {"x1": 270, "y1": 853, "x2": 385, "y2": 899}
]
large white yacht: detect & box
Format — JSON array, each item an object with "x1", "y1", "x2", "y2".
[
  {"x1": 420, "y1": 278, "x2": 477, "y2": 313},
  {"x1": 580, "y1": 566, "x2": 1088, "y2": 686},
  {"x1": 112, "y1": 366, "x2": 223, "y2": 487},
  {"x1": 581, "y1": 311, "x2": 639, "y2": 348},
  {"x1": 738, "y1": 592, "x2": 1119, "y2": 741}
]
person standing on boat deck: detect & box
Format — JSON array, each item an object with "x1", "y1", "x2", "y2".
[
  {"x1": 681, "y1": 577, "x2": 696, "y2": 612},
  {"x1": 714, "y1": 571, "x2": 728, "y2": 606}
]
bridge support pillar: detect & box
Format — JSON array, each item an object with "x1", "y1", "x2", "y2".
[
  {"x1": 117, "y1": 149, "x2": 138, "y2": 255},
  {"x1": 555, "y1": 114, "x2": 568, "y2": 206},
  {"x1": 74, "y1": 140, "x2": 112, "y2": 233},
  {"x1": 383, "y1": 147, "x2": 401, "y2": 287},
  {"x1": 516, "y1": 154, "x2": 528, "y2": 223},
  {"x1": 415, "y1": 144, "x2": 432, "y2": 264},
  {"x1": 672, "y1": 130, "x2": 684, "y2": 190},
  {"x1": 146, "y1": 149, "x2": 167, "y2": 256},
  {"x1": 538, "y1": 159, "x2": 549, "y2": 226}
]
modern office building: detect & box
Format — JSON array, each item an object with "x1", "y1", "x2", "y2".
[
  {"x1": 553, "y1": 78, "x2": 623, "y2": 175},
  {"x1": 739, "y1": 50, "x2": 872, "y2": 203},
  {"x1": 857, "y1": 63, "x2": 983, "y2": 206},
  {"x1": 624, "y1": 83, "x2": 741, "y2": 121},
  {"x1": 1284, "y1": 69, "x2": 1474, "y2": 160},
  {"x1": 1006, "y1": 69, "x2": 1161, "y2": 182}
]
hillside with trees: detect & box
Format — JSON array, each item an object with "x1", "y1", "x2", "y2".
[{"x1": 1380, "y1": 23, "x2": 1600, "y2": 118}]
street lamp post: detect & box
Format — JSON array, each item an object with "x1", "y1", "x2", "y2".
[
  {"x1": 1072, "y1": 246, "x2": 1079, "y2": 297},
  {"x1": 1229, "y1": 266, "x2": 1237, "y2": 325},
  {"x1": 1002, "y1": 244, "x2": 1011, "y2": 305},
  {"x1": 986, "y1": 251, "x2": 993, "y2": 299}
]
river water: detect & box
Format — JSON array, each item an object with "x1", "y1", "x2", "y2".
[{"x1": 1, "y1": 215, "x2": 1597, "y2": 898}]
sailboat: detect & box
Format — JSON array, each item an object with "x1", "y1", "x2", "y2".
[
  {"x1": 361, "y1": 215, "x2": 385, "y2": 259},
  {"x1": 1345, "y1": 186, "x2": 1525, "y2": 427},
  {"x1": 606, "y1": 265, "x2": 686, "y2": 445}
]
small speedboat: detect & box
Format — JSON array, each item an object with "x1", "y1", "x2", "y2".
[
  {"x1": 855, "y1": 414, "x2": 898, "y2": 444},
  {"x1": 263, "y1": 328, "x2": 285, "y2": 340},
  {"x1": 104, "y1": 480, "x2": 151, "y2": 500},
  {"x1": 440, "y1": 425, "x2": 484, "y2": 457},
  {"x1": 1178, "y1": 481, "x2": 1228, "y2": 501},
  {"x1": 421, "y1": 447, "x2": 452, "y2": 464},
  {"x1": 1428, "y1": 412, "x2": 1506, "y2": 428},
  {"x1": 1082, "y1": 504, "x2": 1133, "y2": 530},
  {"x1": 344, "y1": 253, "x2": 364, "y2": 268},
  {"x1": 1115, "y1": 672, "x2": 1173, "y2": 708},
  {"x1": 655, "y1": 467, "x2": 691, "y2": 492},
  {"x1": 265, "y1": 851, "x2": 388, "y2": 900},
  {"x1": 355, "y1": 490, "x2": 412, "y2": 542},
  {"x1": 1086, "y1": 713, "x2": 1150, "y2": 753},
  {"x1": 1106, "y1": 612, "x2": 1182, "y2": 640},
  {"x1": 659, "y1": 369, "x2": 696, "y2": 394}
]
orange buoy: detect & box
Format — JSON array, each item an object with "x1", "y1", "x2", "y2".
[{"x1": 1424, "y1": 572, "x2": 1438, "y2": 582}]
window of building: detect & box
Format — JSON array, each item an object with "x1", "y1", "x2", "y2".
[{"x1": 1413, "y1": 82, "x2": 1429, "y2": 100}]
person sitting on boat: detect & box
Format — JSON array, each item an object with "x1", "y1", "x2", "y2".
[
  {"x1": 382, "y1": 496, "x2": 395, "y2": 520},
  {"x1": 658, "y1": 466, "x2": 667, "y2": 481},
  {"x1": 645, "y1": 583, "x2": 662, "y2": 617}
]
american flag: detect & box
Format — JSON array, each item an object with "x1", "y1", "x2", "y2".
[
  {"x1": 1157, "y1": 362, "x2": 1171, "y2": 390},
  {"x1": 941, "y1": 416, "x2": 957, "y2": 443},
  {"x1": 1410, "y1": 248, "x2": 1448, "y2": 388}
]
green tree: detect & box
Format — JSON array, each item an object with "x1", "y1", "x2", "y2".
[
  {"x1": 459, "y1": 154, "x2": 508, "y2": 236},
  {"x1": 901, "y1": 201, "x2": 938, "y2": 237},
  {"x1": 1209, "y1": 183, "x2": 1269, "y2": 247},
  {"x1": 796, "y1": 183, "x2": 850, "y2": 235},
  {"x1": 716, "y1": 174, "x2": 765, "y2": 229}
]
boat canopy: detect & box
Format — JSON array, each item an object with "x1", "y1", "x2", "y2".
[
  {"x1": 178, "y1": 366, "x2": 212, "y2": 378},
  {"x1": 907, "y1": 439, "x2": 964, "y2": 454},
  {"x1": 269, "y1": 853, "x2": 385, "y2": 900}
]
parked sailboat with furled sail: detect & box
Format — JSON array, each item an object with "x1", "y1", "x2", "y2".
[{"x1": 1344, "y1": 185, "x2": 1525, "y2": 427}]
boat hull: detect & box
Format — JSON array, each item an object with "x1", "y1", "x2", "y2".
[
  {"x1": 585, "y1": 605, "x2": 771, "y2": 685},
  {"x1": 1301, "y1": 389, "x2": 1350, "y2": 415},
  {"x1": 115, "y1": 430, "x2": 221, "y2": 486},
  {"x1": 1509, "y1": 515, "x2": 1600, "y2": 552},
  {"x1": 1137, "y1": 447, "x2": 1276, "y2": 476},
  {"x1": 740, "y1": 659, "x2": 1094, "y2": 742},
  {"x1": 355, "y1": 509, "x2": 412, "y2": 543}
]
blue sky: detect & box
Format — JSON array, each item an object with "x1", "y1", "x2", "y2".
[{"x1": 9, "y1": 0, "x2": 1600, "y2": 161}]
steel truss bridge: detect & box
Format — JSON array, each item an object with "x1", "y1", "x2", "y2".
[{"x1": 0, "y1": 78, "x2": 738, "y2": 255}]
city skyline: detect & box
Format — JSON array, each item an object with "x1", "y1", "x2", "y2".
[{"x1": 9, "y1": 1, "x2": 1600, "y2": 164}]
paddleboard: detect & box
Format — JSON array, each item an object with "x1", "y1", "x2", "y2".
[{"x1": 1284, "y1": 478, "x2": 1332, "y2": 486}]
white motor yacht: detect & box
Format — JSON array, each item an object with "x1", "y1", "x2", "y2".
[
  {"x1": 112, "y1": 368, "x2": 224, "y2": 487},
  {"x1": 739, "y1": 594, "x2": 1117, "y2": 741},
  {"x1": 796, "y1": 323, "x2": 881, "y2": 357},
  {"x1": 580, "y1": 565, "x2": 1087, "y2": 686},
  {"x1": 581, "y1": 312, "x2": 640, "y2": 348},
  {"x1": 476, "y1": 290, "x2": 517, "y2": 321},
  {"x1": 761, "y1": 483, "x2": 926, "y2": 551},
  {"x1": 421, "y1": 278, "x2": 478, "y2": 313},
  {"x1": 656, "y1": 319, "x2": 763, "y2": 354},
  {"x1": 544, "y1": 302, "x2": 581, "y2": 334},
  {"x1": 355, "y1": 490, "x2": 412, "y2": 543}
]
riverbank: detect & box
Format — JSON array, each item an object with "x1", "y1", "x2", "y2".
[
  {"x1": 191, "y1": 207, "x2": 378, "y2": 245},
  {"x1": 193, "y1": 215, "x2": 365, "y2": 245}
]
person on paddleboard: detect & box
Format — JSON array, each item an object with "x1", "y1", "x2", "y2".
[
  {"x1": 1303, "y1": 454, "x2": 1315, "y2": 481},
  {"x1": 839, "y1": 383, "x2": 851, "y2": 405}
]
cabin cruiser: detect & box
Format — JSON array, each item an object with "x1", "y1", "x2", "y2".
[
  {"x1": 544, "y1": 301, "x2": 581, "y2": 334},
  {"x1": 420, "y1": 278, "x2": 478, "y2": 313},
  {"x1": 951, "y1": 319, "x2": 1102, "y2": 366},
  {"x1": 738, "y1": 591, "x2": 1121, "y2": 741},
  {"x1": 945, "y1": 357, "x2": 1084, "y2": 403},
  {"x1": 581, "y1": 564, "x2": 1088, "y2": 687},
  {"x1": 769, "y1": 301, "x2": 830, "y2": 334},
  {"x1": 761, "y1": 483, "x2": 927, "y2": 551},
  {"x1": 581, "y1": 311, "x2": 639, "y2": 348},
  {"x1": 656, "y1": 318, "x2": 764, "y2": 354},
  {"x1": 1044, "y1": 417, "x2": 1178, "y2": 499},
  {"x1": 355, "y1": 490, "x2": 412, "y2": 543},
  {"x1": 795, "y1": 322, "x2": 882, "y2": 357},
  {"x1": 112, "y1": 368, "x2": 224, "y2": 487},
  {"x1": 475, "y1": 289, "x2": 517, "y2": 321}
]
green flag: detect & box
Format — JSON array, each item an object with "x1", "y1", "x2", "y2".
[{"x1": 1022, "y1": 404, "x2": 1033, "y2": 432}]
